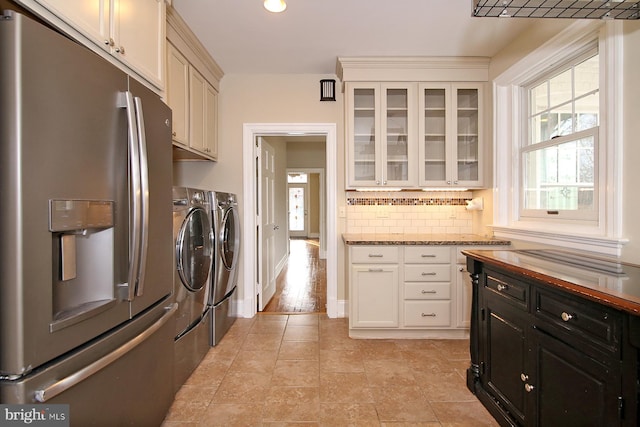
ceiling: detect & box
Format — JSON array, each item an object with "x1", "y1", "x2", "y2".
[{"x1": 172, "y1": 0, "x2": 543, "y2": 75}]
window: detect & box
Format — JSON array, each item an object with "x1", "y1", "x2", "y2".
[
  {"x1": 491, "y1": 22, "x2": 625, "y2": 256},
  {"x1": 521, "y1": 51, "x2": 599, "y2": 221}
]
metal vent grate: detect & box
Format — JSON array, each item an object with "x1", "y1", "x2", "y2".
[{"x1": 472, "y1": 0, "x2": 640, "y2": 19}]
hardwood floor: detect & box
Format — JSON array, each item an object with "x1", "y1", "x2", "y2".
[{"x1": 262, "y1": 238, "x2": 327, "y2": 313}]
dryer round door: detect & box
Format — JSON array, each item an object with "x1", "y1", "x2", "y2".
[
  {"x1": 220, "y1": 206, "x2": 240, "y2": 271},
  {"x1": 176, "y1": 207, "x2": 213, "y2": 292}
]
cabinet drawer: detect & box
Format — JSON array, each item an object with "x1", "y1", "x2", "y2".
[
  {"x1": 405, "y1": 265, "x2": 451, "y2": 282},
  {"x1": 485, "y1": 270, "x2": 529, "y2": 307},
  {"x1": 535, "y1": 288, "x2": 621, "y2": 354},
  {"x1": 351, "y1": 246, "x2": 399, "y2": 263},
  {"x1": 405, "y1": 246, "x2": 451, "y2": 263},
  {"x1": 404, "y1": 301, "x2": 451, "y2": 327},
  {"x1": 404, "y1": 282, "x2": 450, "y2": 300}
]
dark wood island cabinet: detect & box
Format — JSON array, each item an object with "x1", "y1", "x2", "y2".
[{"x1": 463, "y1": 249, "x2": 640, "y2": 427}]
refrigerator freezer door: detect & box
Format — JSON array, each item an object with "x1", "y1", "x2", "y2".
[{"x1": 1, "y1": 303, "x2": 176, "y2": 426}]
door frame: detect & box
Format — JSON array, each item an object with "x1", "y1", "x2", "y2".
[{"x1": 242, "y1": 123, "x2": 337, "y2": 318}]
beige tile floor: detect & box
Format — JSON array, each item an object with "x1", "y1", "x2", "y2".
[{"x1": 162, "y1": 313, "x2": 499, "y2": 426}]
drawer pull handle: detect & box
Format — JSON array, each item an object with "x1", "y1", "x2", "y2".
[
  {"x1": 561, "y1": 312, "x2": 575, "y2": 322},
  {"x1": 368, "y1": 268, "x2": 384, "y2": 272},
  {"x1": 421, "y1": 290, "x2": 437, "y2": 294},
  {"x1": 497, "y1": 283, "x2": 508, "y2": 292},
  {"x1": 524, "y1": 383, "x2": 535, "y2": 393},
  {"x1": 421, "y1": 313, "x2": 437, "y2": 317},
  {"x1": 421, "y1": 272, "x2": 437, "y2": 276},
  {"x1": 421, "y1": 254, "x2": 437, "y2": 258},
  {"x1": 368, "y1": 254, "x2": 384, "y2": 258}
]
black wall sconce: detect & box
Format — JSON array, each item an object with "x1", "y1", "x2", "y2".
[{"x1": 320, "y1": 79, "x2": 336, "y2": 101}]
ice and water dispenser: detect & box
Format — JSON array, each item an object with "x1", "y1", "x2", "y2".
[{"x1": 49, "y1": 199, "x2": 116, "y2": 331}]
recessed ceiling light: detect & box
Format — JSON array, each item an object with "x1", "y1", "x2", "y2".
[{"x1": 264, "y1": 0, "x2": 287, "y2": 13}]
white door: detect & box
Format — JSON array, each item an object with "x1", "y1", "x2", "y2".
[
  {"x1": 259, "y1": 139, "x2": 277, "y2": 310},
  {"x1": 287, "y1": 183, "x2": 308, "y2": 238}
]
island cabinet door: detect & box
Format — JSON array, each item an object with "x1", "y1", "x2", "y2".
[
  {"x1": 480, "y1": 291, "x2": 530, "y2": 426},
  {"x1": 528, "y1": 328, "x2": 622, "y2": 427}
]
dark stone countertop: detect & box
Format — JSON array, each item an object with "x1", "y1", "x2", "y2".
[
  {"x1": 342, "y1": 233, "x2": 511, "y2": 246},
  {"x1": 463, "y1": 248, "x2": 640, "y2": 316}
]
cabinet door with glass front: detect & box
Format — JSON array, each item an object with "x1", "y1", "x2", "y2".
[
  {"x1": 347, "y1": 82, "x2": 416, "y2": 188},
  {"x1": 418, "y1": 83, "x2": 483, "y2": 188}
]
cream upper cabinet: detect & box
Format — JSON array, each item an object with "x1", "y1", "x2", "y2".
[
  {"x1": 188, "y1": 67, "x2": 218, "y2": 159},
  {"x1": 346, "y1": 82, "x2": 417, "y2": 189},
  {"x1": 418, "y1": 83, "x2": 483, "y2": 188},
  {"x1": 166, "y1": 6, "x2": 222, "y2": 162},
  {"x1": 26, "y1": 0, "x2": 165, "y2": 89},
  {"x1": 166, "y1": 43, "x2": 189, "y2": 146}
]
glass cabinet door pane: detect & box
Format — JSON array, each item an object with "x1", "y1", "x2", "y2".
[
  {"x1": 457, "y1": 89, "x2": 479, "y2": 181},
  {"x1": 386, "y1": 88, "x2": 408, "y2": 182},
  {"x1": 423, "y1": 88, "x2": 447, "y2": 181},
  {"x1": 354, "y1": 88, "x2": 376, "y2": 181}
]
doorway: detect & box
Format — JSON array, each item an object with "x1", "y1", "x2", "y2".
[{"x1": 242, "y1": 123, "x2": 338, "y2": 319}]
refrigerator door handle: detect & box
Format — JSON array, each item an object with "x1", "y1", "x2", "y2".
[
  {"x1": 122, "y1": 91, "x2": 142, "y2": 301},
  {"x1": 34, "y1": 303, "x2": 178, "y2": 403},
  {"x1": 133, "y1": 96, "x2": 149, "y2": 297}
]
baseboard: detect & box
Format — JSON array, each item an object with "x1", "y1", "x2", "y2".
[{"x1": 275, "y1": 253, "x2": 287, "y2": 278}]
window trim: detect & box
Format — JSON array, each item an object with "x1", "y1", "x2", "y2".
[{"x1": 491, "y1": 20, "x2": 626, "y2": 256}]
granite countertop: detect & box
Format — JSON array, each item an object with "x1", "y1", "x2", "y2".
[
  {"x1": 463, "y1": 249, "x2": 640, "y2": 316},
  {"x1": 342, "y1": 233, "x2": 511, "y2": 246}
]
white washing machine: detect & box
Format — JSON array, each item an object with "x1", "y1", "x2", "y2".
[
  {"x1": 210, "y1": 191, "x2": 240, "y2": 346},
  {"x1": 172, "y1": 187, "x2": 214, "y2": 391}
]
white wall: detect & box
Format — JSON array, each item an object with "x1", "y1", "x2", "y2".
[
  {"x1": 174, "y1": 73, "x2": 348, "y2": 308},
  {"x1": 620, "y1": 22, "x2": 640, "y2": 263}
]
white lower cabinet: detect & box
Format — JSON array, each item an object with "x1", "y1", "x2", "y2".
[
  {"x1": 350, "y1": 265, "x2": 399, "y2": 328},
  {"x1": 348, "y1": 244, "x2": 506, "y2": 338},
  {"x1": 349, "y1": 246, "x2": 399, "y2": 329}
]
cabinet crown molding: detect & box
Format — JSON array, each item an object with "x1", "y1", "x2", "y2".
[
  {"x1": 337, "y1": 56, "x2": 490, "y2": 83},
  {"x1": 167, "y1": 6, "x2": 224, "y2": 85}
]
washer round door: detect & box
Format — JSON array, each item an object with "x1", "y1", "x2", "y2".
[
  {"x1": 220, "y1": 206, "x2": 240, "y2": 271},
  {"x1": 176, "y1": 207, "x2": 213, "y2": 291}
]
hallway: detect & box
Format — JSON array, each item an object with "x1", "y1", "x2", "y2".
[{"x1": 263, "y1": 238, "x2": 326, "y2": 313}]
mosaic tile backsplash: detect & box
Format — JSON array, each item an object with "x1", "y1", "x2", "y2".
[{"x1": 345, "y1": 191, "x2": 474, "y2": 234}]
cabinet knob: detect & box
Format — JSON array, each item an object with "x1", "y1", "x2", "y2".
[
  {"x1": 520, "y1": 373, "x2": 529, "y2": 382},
  {"x1": 454, "y1": 180, "x2": 459, "y2": 185},
  {"x1": 447, "y1": 180, "x2": 451, "y2": 185},
  {"x1": 459, "y1": 266, "x2": 465, "y2": 272},
  {"x1": 376, "y1": 180, "x2": 380, "y2": 185},
  {"x1": 116, "y1": 45, "x2": 125, "y2": 54},
  {"x1": 172, "y1": 131, "x2": 177, "y2": 137},
  {"x1": 561, "y1": 312, "x2": 575, "y2": 322},
  {"x1": 104, "y1": 38, "x2": 115, "y2": 47},
  {"x1": 524, "y1": 383, "x2": 535, "y2": 393},
  {"x1": 497, "y1": 283, "x2": 508, "y2": 292}
]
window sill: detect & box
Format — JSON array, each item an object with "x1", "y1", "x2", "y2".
[{"x1": 491, "y1": 225, "x2": 628, "y2": 257}]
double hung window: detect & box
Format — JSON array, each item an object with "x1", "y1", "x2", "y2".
[{"x1": 521, "y1": 48, "x2": 599, "y2": 222}]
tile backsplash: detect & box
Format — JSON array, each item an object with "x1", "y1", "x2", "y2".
[{"x1": 345, "y1": 191, "x2": 473, "y2": 234}]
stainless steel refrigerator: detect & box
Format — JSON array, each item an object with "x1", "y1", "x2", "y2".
[{"x1": 0, "y1": 11, "x2": 176, "y2": 425}]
